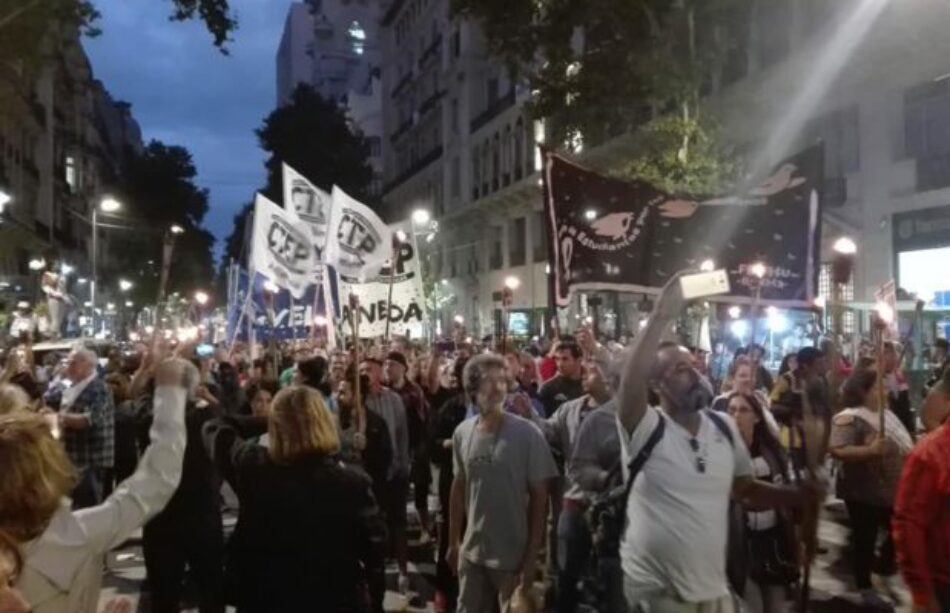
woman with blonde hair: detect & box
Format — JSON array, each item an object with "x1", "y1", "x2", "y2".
[
  {"x1": 203, "y1": 385, "x2": 387, "y2": 612},
  {"x1": 0, "y1": 359, "x2": 191, "y2": 613},
  {"x1": 0, "y1": 384, "x2": 29, "y2": 416}
]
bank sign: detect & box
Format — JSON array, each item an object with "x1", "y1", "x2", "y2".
[{"x1": 893, "y1": 204, "x2": 950, "y2": 253}]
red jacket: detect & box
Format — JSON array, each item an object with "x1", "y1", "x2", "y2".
[{"x1": 893, "y1": 424, "x2": 950, "y2": 606}]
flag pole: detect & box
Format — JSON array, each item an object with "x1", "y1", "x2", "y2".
[
  {"x1": 384, "y1": 233, "x2": 401, "y2": 342},
  {"x1": 348, "y1": 292, "x2": 365, "y2": 443}
]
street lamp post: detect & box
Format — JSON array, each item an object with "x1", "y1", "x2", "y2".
[
  {"x1": 829, "y1": 236, "x2": 857, "y2": 409},
  {"x1": 91, "y1": 197, "x2": 122, "y2": 335}
]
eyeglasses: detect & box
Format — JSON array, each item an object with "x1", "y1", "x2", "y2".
[{"x1": 689, "y1": 437, "x2": 706, "y2": 474}]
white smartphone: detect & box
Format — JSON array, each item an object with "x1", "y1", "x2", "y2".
[{"x1": 680, "y1": 269, "x2": 731, "y2": 299}]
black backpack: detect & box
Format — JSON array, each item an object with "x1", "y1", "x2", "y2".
[{"x1": 583, "y1": 410, "x2": 734, "y2": 608}]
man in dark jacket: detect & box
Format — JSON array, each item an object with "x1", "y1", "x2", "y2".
[
  {"x1": 385, "y1": 350, "x2": 433, "y2": 539},
  {"x1": 336, "y1": 371, "x2": 393, "y2": 505},
  {"x1": 140, "y1": 376, "x2": 226, "y2": 613}
]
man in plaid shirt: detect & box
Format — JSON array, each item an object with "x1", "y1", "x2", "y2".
[{"x1": 57, "y1": 347, "x2": 114, "y2": 508}]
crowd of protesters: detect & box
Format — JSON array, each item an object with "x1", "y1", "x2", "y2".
[{"x1": 0, "y1": 274, "x2": 948, "y2": 613}]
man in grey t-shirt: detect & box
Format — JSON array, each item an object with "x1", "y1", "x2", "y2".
[{"x1": 449, "y1": 354, "x2": 557, "y2": 612}]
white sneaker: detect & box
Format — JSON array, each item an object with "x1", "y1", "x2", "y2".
[{"x1": 398, "y1": 573, "x2": 410, "y2": 594}]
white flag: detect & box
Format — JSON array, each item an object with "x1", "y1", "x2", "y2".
[
  {"x1": 324, "y1": 186, "x2": 392, "y2": 281},
  {"x1": 250, "y1": 193, "x2": 316, "y2": 299},
  {"x1": 282, "y1": 163, "x2": 332, "y2": 250},
  {"x1": 338, "y1": 221, "x2": 426, "y2": 338}
]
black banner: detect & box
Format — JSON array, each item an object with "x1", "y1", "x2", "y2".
[{"x1": 543, "y1": 146, "x2": 823, "y2": 307}]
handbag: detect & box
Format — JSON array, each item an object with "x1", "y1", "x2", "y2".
[{"x1": 747, "y1": 523, "x2": 799, "y2": 585}]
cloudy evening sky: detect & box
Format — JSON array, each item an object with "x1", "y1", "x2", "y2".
[{"x1": 84, "y1": 0, "x2": 296, "y2": 259}]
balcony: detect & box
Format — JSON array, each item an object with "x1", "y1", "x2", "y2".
[
  {"x1": 418, "y1": 35, "x2": 442, "y2": 69},
  {"x1": 469, "y1": 89, "x2": 516, "y2": 134},
  {"x1": 823, "y1": 176, "x2": 848, "y2": 208},
  {"x1": 391, "y1": 71, "x2": 414, "y2": 99},
  {"x1": 418, "y1": 89, "x2": 445, "y2": 117},
  {"x1": 383, "y1": 146, "x2": 443, "y2": 195},
  {"x1": 389, "y1": 118, "x2": 413, "y2": 144}
]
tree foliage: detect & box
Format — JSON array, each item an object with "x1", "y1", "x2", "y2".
[
  {"x1": 451, "y1": 0, "x2": 745, "y2": 193},
  {"x1": 0, "y1": 0, "x2": 236, "y2": 68},
  {"x1": 222, "y1": 84, "x2": 374, "y2": 267},
  {"x1": 106, "y1": 141, "x2": 215, "y2": 304},
  {"x1": 257, "y1": 84, "x2": 373, "y2": 203},
  {"x1": 221, "y1": 201, "x2": 252, "y2": 266}
]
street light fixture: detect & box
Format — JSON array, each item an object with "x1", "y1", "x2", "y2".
[
  {"x1": 92, "y1": 197, "x2": 123, "y2": 335},
  {"x1": 170, "y1": 224, "x2": 185, "y2": 235},
  {"x1": 584, "y1": 209, "x2": 597, "y2": 221},
  {"x1": 412, "y1": 209, "x2": 431, "y2": 225},
  {"x1": 125, "y1": 300, "x2": 134, "y2": 308},
  {"x1": 28, "y1": 258, "x2": 46, "y2": 271},
  {"x1": 119, "y1": 279, "x2": 133, "y2": 292},
  {"x1": 833, "y1": 236, "x2": 857, "y2": 255},
  {"x1": 100, "y1": 196, "x2": 121, "y2": 213},
  {"x1": 194, "y1": 291, "x2": 209, "y2": 306}
]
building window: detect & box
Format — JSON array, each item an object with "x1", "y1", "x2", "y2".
[
  {"x1": 509, "y1": 217, "x2": 526, "y2": 267},
  {"x1": 472, "y1": 152, "x2": 481, "y2": 200},
  {"x1": 532, "y1": 120, "x2": 544, "y2": 171},
  {"x1": 532, "y1": 211, "x2": 548, "y2": 262},
  {"x1": 64, "y1": 155, "x2": 77, "y2": 192},
  {"x1": 514, "y1": 119, "x2": 525, "y2": 179},
  {"x1": 754, "y1": 0, "x2": 790, "y2": 69},
  {"x1": 487, "y1": 77, "x2": 499, "y2": 106},
  {"x1": 468, "y1": 243, "x2": 479, "y2": 274},
  {"x1": 905, "y1": 79, "x2": 950, "y2": 190},
  {"x1": 503, "y1": 125, "x2": 512, "y2": 186},
  {"x1": 806, "y1": 105, "x2": 859, "y2": 176},
  {"x1": 492, "y1": 132, "x2": 500, "y2": 191},
  {"x1": 348, "y1": 21, "x2": 366, "y2": 56},
  {"x1": 368, "y1": 136, "x2": 381, "y2": 157},
  {"x1": 452, "y1": 28, "x2": 461, "y2": 58},
  {"x1": 451, "y1": 156, "x2": 460, "y2": 198},
  {"x1": 818, "y1": 263, "x2": 855, "y2": 333},
  {"x1": 481, "y1": 142, "x2": 490, "y2": 195},
  {"x1": 489, "y1": 229, "x2": 503, "y2": 270},
  {"x1": 905, "y1": 79, "x2": 950, "y2": 159}
]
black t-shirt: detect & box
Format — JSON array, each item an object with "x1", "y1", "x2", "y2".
[{"x1": 538, "y1": 375, "x2": 584, "y2": 418}]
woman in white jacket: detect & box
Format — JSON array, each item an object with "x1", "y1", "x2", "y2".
[{"x1": 0, "y1": 358, "x2": 193, "y2": 613}]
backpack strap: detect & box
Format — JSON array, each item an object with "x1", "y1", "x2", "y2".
[
  {"x1": 622, "y1": 413, "x2": 666, "y2": 501},
  {"x1": 703, "y1": 409, "x2": 735, "y2": 449}
]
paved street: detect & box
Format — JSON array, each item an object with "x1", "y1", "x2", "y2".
[{"x1": 98, "y1": 495, "x2": 911, "y2": 612}]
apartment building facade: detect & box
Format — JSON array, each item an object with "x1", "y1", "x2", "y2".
[{"x1": 385, "y1": 0, "x2": 950, "y2": 339}]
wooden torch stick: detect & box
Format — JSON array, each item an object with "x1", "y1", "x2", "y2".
[{"x1": 349, "y1": 292, "x2": 365, "y2": 439}]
